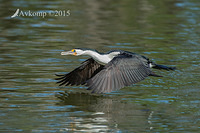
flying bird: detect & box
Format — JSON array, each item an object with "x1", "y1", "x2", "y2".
[{"x1": 56, "y1": 48, "x2": 176, "y2": 93}]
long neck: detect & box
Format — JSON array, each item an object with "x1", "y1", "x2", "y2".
[
  {"x1": 83, "y1": 50, "x2": 112, "y2": 64},
  {"x1": 84, "y1": 50, "x2": 103, "y2": 60}
]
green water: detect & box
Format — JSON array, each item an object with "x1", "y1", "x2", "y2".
[{"x1": 0, "y1": 0, "x2": 199, "y2": 132}]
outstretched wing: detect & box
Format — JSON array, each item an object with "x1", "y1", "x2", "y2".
[
  {"x1": 56, "y1": 58, "x2": 104, "y2": 86},
  {"x1": 86, "y1": 55, "x2": 153, "y2": 93}
]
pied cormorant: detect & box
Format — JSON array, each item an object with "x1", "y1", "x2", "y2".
[{"x1": 56, "y1": 48, "x2": 176, "y2": 93}]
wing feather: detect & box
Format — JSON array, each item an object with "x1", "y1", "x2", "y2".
[
  {"x1": 56, "y1": 58, "x2": 104, "y2": 86},
  {"x1": 87, "y1": 55, "x2": 153, "y2": 93},
  {"x1": 101, "y1": 72, "x2": 109, "y2": 93}
]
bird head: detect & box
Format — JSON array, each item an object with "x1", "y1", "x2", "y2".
[{"x1": 61, "y1": 48, "x2": 85, "y2": 56}]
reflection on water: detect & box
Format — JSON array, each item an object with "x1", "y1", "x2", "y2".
[
  {"x1": 56, "y1": 92, "x2": 152, "y2": 132},
  {"x1": 0, "y1": 0, "x2": 200, "y2": 132}
]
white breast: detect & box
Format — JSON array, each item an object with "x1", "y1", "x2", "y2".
[
  {"x1": 84, "y1": 50, "x2": 120, "y2": 65},
  {"x1": 94, "y1": 55, "x2": 113, "y2": 65}
]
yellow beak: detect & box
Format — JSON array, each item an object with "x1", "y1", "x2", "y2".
[{"x1": 61, "y1": 50, "x2": 77, "y2": 56}]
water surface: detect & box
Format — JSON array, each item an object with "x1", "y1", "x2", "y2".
[{"x1": 0, "y1": 0, "x2": 200, "y2": 132}]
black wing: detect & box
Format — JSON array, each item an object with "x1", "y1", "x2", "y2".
[
  {"x1": 86, "y1": 55, "x2": 153, "y2": 93},
  {"x1": 56, "y1": 58, "x2": 104, "y2": 86}
]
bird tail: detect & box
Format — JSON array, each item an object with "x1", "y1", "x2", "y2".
[{"x1": 152, "y1": 64, "x2": 176, "y2": 71}]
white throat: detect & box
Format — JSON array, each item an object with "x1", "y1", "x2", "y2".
[{"x1": 83, "y1": 50, "x2": 120, "y2": 65}]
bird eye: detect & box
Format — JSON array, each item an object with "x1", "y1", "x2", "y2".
[{"x1": 71, "y1": 49, "x2": 76, "y2": 52}]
